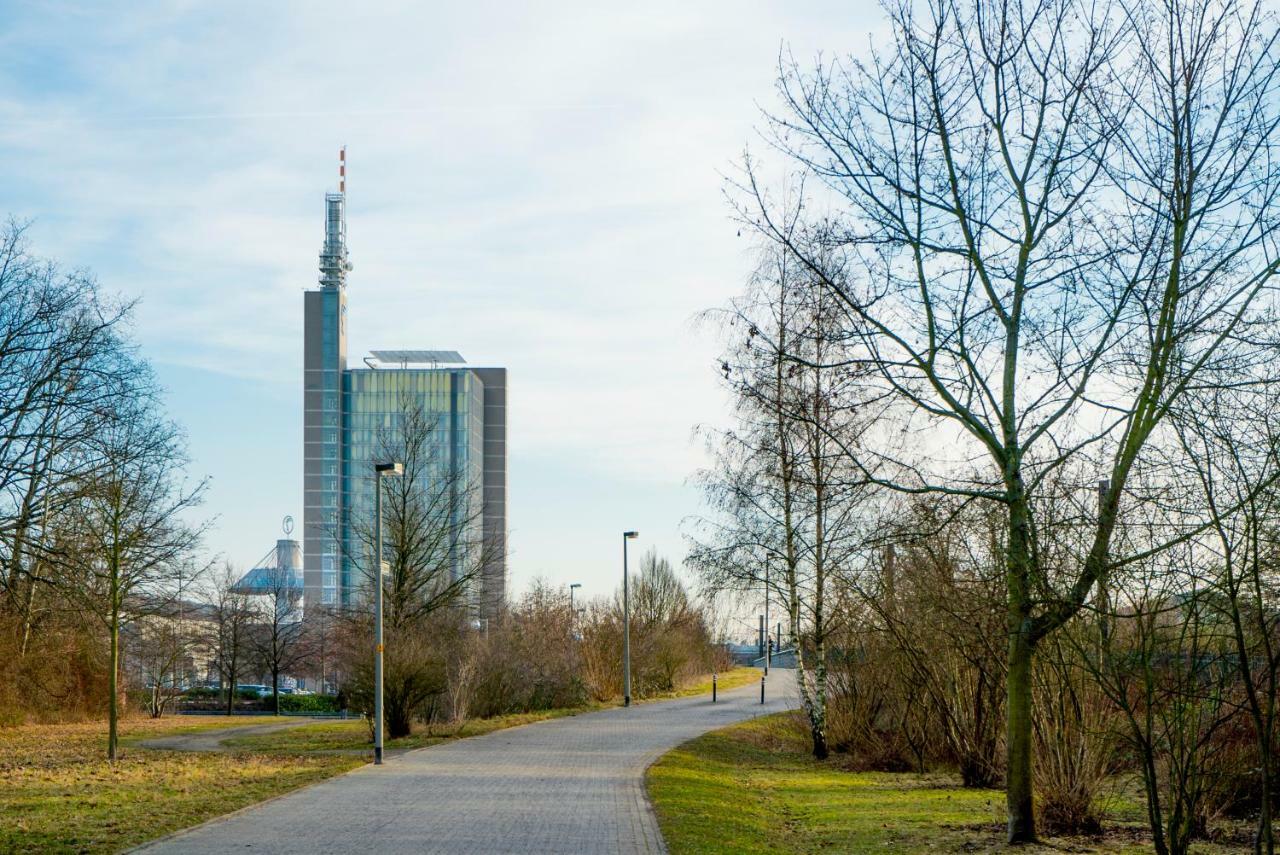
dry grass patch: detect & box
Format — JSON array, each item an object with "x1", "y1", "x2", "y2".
[
  {"x1": 664, "y1": 666, "x2": 762, "y2": 699},
  {"x1": 0, "y1": 718, "x2": 361, "y2": 854}
]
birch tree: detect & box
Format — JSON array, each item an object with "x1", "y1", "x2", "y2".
[{"x1": 692, "y1": 241, "x2": 869, "y2": 759}]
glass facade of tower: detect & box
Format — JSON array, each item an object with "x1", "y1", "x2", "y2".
[{"x1": 338, "y1": 369, "x2": 486, "y2": 605}]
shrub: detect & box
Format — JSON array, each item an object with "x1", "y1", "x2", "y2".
[
  {"x1": 278, "y1": 693, "x2": 341, "y2": 714},
  {"x1": 1033, "y1": 633, "x2": 1112, "y2": 836}
]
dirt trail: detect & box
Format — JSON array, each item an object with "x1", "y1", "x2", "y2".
[{"x1": 139, "y1": 718, "x2": 332, "y2": 753}]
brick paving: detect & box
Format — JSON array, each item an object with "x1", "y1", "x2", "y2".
[{"x1": 135, "y1": 670, "x2": 796, "y2": 854}]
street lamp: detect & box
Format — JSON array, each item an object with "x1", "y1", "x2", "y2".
[
  {"x1": 622, "y1": 531, "x2": 639, "y2": 707},
  {"x1": 762, "y1": 562, "x2": 769, "y2": 704},
  {"x1": 569, "y1": 583, "x2": 582, "y2": 654},
  {"x1": 764, "y1": 562, "x2": 770, "y2": 677},
  {"x1": 372, "y1": 460, "x2": 403, "y2": 765}
]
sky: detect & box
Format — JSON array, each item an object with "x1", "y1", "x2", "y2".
[{"x1": 0, "y1": 0, "x2": 881, "y2": 604}]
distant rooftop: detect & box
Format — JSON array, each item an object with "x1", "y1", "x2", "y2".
[
  {"x1": 364, "y1": 350, "x2": 466, "y2": 368},
  {"x1": 230, "y1": 566, "x2": 303, "y2": 595}
]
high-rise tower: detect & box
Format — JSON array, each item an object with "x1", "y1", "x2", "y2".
[
  {"x1": 302, "y1": 153, "x2": 507, "y2": 613},
  {"x1": 302, "y1": 153, "x2": 350, "y2": 607}
]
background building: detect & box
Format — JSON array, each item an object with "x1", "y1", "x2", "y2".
[
  {"x1": 302, "y1": 171, "x2": 507, "y2": 615},
  {"x1": 231, "y1": 537, "x2": 303, "y2": 618}
]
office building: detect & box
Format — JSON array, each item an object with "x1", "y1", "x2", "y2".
[{"x1": 302, "y1": 165, "x2": 507, "y2": 616}]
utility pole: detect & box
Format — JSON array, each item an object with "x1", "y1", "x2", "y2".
[{"x1": 622, "y1": 531, "x2": 638, "y2": 707}]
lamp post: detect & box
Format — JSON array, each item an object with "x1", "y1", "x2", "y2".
[
  {"x1": 569, "y1": 583, "x2": 581, "y2": 653},
  {"x1": 761, "y1": 562, "x2": 769, "y2": 704},
  {"x1": 764, "y1": 562, "x2": 770, "y2": 677},
  {"x1": 373, "y1": 461, "x2": 403, "y2": 765},
  {"x1": 622, "y1": 531, "x2": 639, "y2": 707}
]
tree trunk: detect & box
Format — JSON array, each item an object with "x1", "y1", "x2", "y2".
[
  {"x1": 1006, "y1": 625, "x2": 1035, "y2": 842},
  {"x1": 1005, "y1": 482, "x2": 1037, "y2": 844},
  {"x1": 387, "y1": 694, "x2": 412, "y2": 739},
  {"x1": 273, "y1": 668, "x2": 280, "y2": 716},
  {"x1": 811, "y1": 639, "x2": 829, "y2": 760},
  {"x1": 1256, "y1": 771, "x2": 1273, "y2": 855},
  {"x1": 225, "y1": 659, "x2": 236, "y2": 716},
  {"x1": 18, "y1": 576, "x2": 37, "y2": 658},
  {"x1": 108, "y1": 607, "x2": 120, "y2": 761}
]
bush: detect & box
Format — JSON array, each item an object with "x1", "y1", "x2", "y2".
[
  {"x1": 0, "y1": 610, "x2": 111, "y2": 724},
  {"x1": 463, "y1": 584, "x2": 589, "y2": 718},
  {"x1": 277, "y1": 693, "x2": 340, "y2": 714},
  {"x1": 1033, "y1": 634, "x2": 1112, "y2": 836}
]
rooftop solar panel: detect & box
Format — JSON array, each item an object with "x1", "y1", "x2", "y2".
[{"x1": 368, "y1": 350, "x2": 466, "y2": 365}]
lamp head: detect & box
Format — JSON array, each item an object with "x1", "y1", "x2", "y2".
[
  {"x1": 569, "y1": 583, "x2": 582, "y2": 589},
  {"x1": 375, "y1": 462, "x2": 404, "y2": 476},
  {"x1": 623, "y1": 531, "x2": 639, "y2": 539}
]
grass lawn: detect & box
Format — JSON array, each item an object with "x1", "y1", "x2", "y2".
[
  {"x1": 646, "y1": 712, "x2": 1246, "y2": 855},
  {"x1": 0, "y1": 717, "x2": 362, "y2": 854}
]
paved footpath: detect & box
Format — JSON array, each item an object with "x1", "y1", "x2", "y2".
[{"x1": 136, "y1": 670, "x2": 796, "y2": 855}]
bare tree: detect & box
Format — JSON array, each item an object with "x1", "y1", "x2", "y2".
[
  {"x1": 1175, "y1": 384, "x2": 1280, "y2": 853},
  {"x1": 132, "y1": 562, "x2": 202, "y2": 718},
  {"x1": 338, "y1": 395, "x2": 494, "y2": 737},
  {"x1": 209, "y1": 563, "x2": 254, "y2": 717},
  {"x1": 248, "y1": 559, "x2": 309, "y2": 715},
  {"x1": 305, "y1": 604, "x2": 338, "y2": 695},
  {"x1": 691, "y1": 240, "x2": 870, "y2": 760},
  {"x1": 0, "y1": 220, "x2": 136, "y2": 654},
  {"x1": 54, "y1": 388, "x2": 206, "y2": 758},
  {"x1": 744, "y1": 0, "x2": 1280, "y2": 839},
  {"x1": 628, "y1": 552, "x2": 708, "y2": 694},
  {"x1": 1079, "y1": 557, "x2": 1235, "y2": 855}
]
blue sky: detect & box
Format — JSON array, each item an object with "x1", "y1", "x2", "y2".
[{"x1": 1, "y1": 0, "x2": 879, "y2": 602}]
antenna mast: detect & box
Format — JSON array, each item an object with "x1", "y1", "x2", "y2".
[{"x1": 319, "y1": 147, "x2": 350, "y2": 289}]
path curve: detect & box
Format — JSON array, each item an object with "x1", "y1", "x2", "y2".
[
  {"x1": 138, "y1": 718, "x2": 331, "y2": 753},
  {"x1": 134, "y1": 670, "x2": 797, "y2": 854}
]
